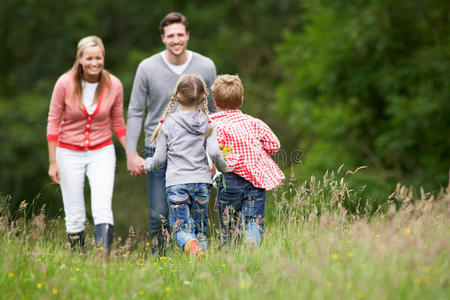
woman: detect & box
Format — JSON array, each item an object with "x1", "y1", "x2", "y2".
[{"x1": 47, "y1": 36, "x2": 126, "y2": 255}]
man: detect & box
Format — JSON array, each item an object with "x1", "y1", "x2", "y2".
[{"x1": 126, "y1": 12, "x2": 217, "y2": 255}]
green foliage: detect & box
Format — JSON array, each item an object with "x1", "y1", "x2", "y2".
[
  {"x1": 276, "y1": 0, "x2": 450, "y2": 190},
  {"x1": 0, "y1": 91, "x2": 59, "y2": 213}
]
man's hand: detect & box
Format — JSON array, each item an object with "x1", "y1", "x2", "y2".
[{"x1": 127, "y1": 152, "x2": 145, "y2": 176}]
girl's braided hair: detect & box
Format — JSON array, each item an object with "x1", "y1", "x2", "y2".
[{"x1": 151, "y1": 74, "x2": 212, "y2": 143}]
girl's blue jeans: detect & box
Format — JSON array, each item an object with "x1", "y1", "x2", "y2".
[
  {"x1": 166, "y1": 183, "x2": 210, "y2": 251},
  {"x1": 216, "y1": 173, "x2": 266, "y2": 248}
]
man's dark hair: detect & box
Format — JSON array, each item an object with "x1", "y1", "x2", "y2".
[{"x1": 159, "y1": 12, "x2": 189, "y2": 35}]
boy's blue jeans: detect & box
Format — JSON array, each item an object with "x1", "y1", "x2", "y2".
[
  {"x1": 166, "y1": 183, "x2": 210, "y2": 252},
  {"x1": 216, "y1": 173, "x2": 266, "y2": 247}
]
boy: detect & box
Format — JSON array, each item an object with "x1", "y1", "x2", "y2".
[{"x1": 210, "y1": 74, "x2": 285, "y2": 248}]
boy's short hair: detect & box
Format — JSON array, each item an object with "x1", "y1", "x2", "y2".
[
  {"x1": 211, "y1": 74, "x2": 244, "y2": 110},
  {"x1": 159, "y1": 12, "x2": 189, "y2": 35}
]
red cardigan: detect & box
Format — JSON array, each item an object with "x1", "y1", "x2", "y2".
[{"x1": 47, "y1": 72, "x2": 126, "y2": 151}]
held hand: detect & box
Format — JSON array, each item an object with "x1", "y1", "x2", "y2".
[
  {"x1": 48, "y1": 163, "x2": 60, "y2": 184},
  {"x1": 209, "y1": 164, "x2": 216, "y2": 178},
  {"x1": 127, "y1": 152, "x2": 146, "y2": 176},
  {"x1": 140, "y1": 161, "x2": 147, "y2": 174},
  {"x1": 137, "y1": 156, "x2": 146, "y2": 174}
]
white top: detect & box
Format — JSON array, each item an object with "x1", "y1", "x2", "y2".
[
  {"x1": 160, "y1": 50, "x2": 193, "y2": 75},
  {"x1": 82, "y1": 80, "x2": 98, "y2": 114}
]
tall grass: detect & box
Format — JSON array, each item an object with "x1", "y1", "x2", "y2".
[{"x1": 1, "y1": 168, "x2": 449, "y2": 299}]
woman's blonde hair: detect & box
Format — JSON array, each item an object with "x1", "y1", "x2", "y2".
[
  {"x1": 151, "y1": 74, "x2": 212, "y2": 143},
  {"x1": 71, "y1": 36, "x2": 111, "y2": 108}
]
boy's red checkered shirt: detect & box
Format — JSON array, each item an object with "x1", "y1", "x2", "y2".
[{"x1": 211, "y1": 110, "x2": 285, "y2": 190}]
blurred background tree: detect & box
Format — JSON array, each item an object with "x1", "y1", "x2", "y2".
[
  {"x1": 1, "y1": 0, "x2": 448, "y2": 234},
  {"x1": 276, "y1": 0, "x2": 450, "y2": 197}
]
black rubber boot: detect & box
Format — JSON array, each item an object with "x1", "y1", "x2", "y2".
[
  {"x1": 95, "y1": 223, "x2": 113, "y2": 256},
  {"x1": 67, "y1": 231, "x2": 85, "y2": 252}
]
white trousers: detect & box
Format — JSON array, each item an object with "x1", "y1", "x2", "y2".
[{"x1": 56, "y1": 145, "x2": 116, "y2": 233}]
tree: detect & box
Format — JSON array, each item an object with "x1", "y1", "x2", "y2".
[{"x1": 276, "y1": 0, "x2": 450, "y2": 190}]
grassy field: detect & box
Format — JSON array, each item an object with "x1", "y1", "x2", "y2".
[{"x1": 1, "y1": 169, "x2": 449, "y2": 299}]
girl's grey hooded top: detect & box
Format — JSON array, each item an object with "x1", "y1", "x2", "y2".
[{"x1": 144, "y1": 109, "x2": 228, "y2": 187}]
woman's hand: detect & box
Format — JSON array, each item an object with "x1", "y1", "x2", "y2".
[{"x1": 48, "y1": 162, "x2": 61, "y2": 184}]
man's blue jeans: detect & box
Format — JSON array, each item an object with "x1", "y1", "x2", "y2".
[
  {"x1": 166, "y1": 183, "x2": 210, "y2": 252},
  {"x1": 216, "y1": 172, "x2": 266, "y2": 247},
  {"x1": 144, "y1": 147, "x2": 169, "y2": 252}
]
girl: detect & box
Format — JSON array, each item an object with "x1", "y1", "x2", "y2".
[
  {"x1": 143, "y1": 74, "x2": 228, "y2": 258},
  {"x1": 47, "y1": 36, "x2": 126, "y2": 255}
]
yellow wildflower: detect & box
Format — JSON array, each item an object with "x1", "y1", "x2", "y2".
[
  {"x1": 37, "y1": 282, "x2": 43, "y2": 289},
  {"x1": 139, "y1": 290, "x2": 145, "y2": 295},
  {"x1": 331, "y1": 253, "x2": 339, "y2": 260},
  {"x1": 404, "y1": 227, "x2": 411, "y2": 235},
  {"x1": 376, "y1": 234, "x2": 380, "y2": 238},
  {"x1": 52, "y1": 289, "x2": 58, "y2": 295},
  {"x1": 8, "y1": 272, "x2": 15, "y2": 278},
  {"x1": 347, "y1": 252, "x2": 354, "y2": 258},
  {"x1": 166, "y1": 286, "x2": 172, "y2": 293}
]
